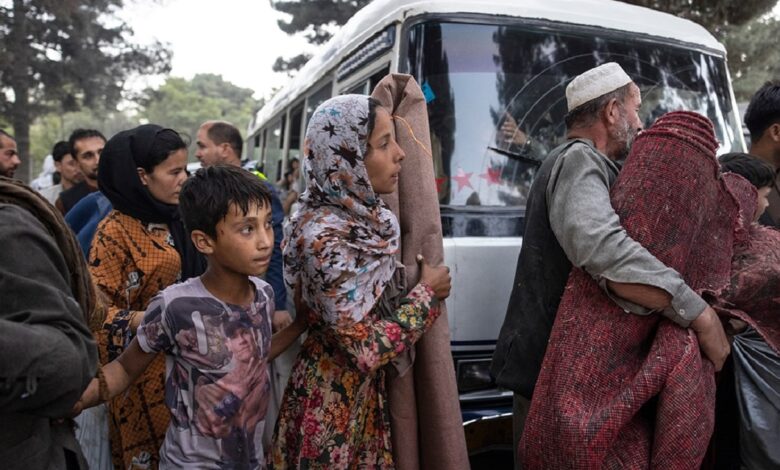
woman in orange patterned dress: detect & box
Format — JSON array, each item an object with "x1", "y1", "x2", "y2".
[
  {"x1": 273, "y1": 95, "x2": 452, "y2": 468},
  {"x1": 89, "y1": 125, "x2": 206, "y2": 469}
]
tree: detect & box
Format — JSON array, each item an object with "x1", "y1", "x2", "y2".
[
  {"x1": 138, "y1": 74, "x2": 262, "y2": 160},
  {"x1": 270, "y1": 0, "x2": 372, "y2": 73},
  {"x1": 621, "y1": 0, "x2": 777, "y2": 33},
  {"x1": 28, "y1": 107, "x2": 139, "y2": 177},
  {"x1": 0, "y1": 0, "x2": 171, "y2": 182},
  {"x1": 621, "y1": 1, "x2": 780, "y2": 100},
  {"x1": 721, "y1": 17, "x2": 780, "y2": 101}
]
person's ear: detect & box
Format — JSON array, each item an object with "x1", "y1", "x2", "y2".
[
  {"x1": 768, "y1": 123, "x2": 780, "y2": 143},
  {"x1": 191, "y1": 229, "x2": 215, "y2": 255},
  {"x1": 137, "y1": 167, "x2": 149, "y2": 186},
  {"x1": 604, "y1": 98, "x2": 620, "y2": 126},
  {"x1": 220, "y1": 142, "x2": 232, "y2": 158}
]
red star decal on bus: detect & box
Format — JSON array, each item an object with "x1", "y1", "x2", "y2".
[
  {"x1": 479, "y1": 167, "x2": 502, "y2": 185},
  {"x1": 435, "y1": 176, "x2": 447, "y2": 193},
  {"x1": 452, "y1": 168, "x2": 473, "y2": 192}
]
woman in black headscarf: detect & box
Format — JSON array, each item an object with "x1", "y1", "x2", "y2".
[{"x1": 88, "y1": 124, "x2": 205, "y2": 470}]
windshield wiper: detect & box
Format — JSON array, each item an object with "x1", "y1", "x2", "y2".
[{"x1": 486, "y1": 146, "x2": 542, "y2": 166}]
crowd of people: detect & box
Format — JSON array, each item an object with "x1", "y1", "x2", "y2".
[{"x1": 1, "y1": 66, "x2": 779, "y2": 470}]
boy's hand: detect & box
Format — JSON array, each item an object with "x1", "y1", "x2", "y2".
[
  {"x1": 70, "y1": 399, "x2": 84, "y2": 418},
  {"x1": 272, "y1": 310, "x2": 293, "y2": 333},
  {"x1": 417, "y1": 254, "x2": 452, "y2": 300},
  {"x1": 71, "y1": 378, "x2": 99, "y2": 417}
]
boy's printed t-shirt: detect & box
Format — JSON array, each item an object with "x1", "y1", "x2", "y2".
[{"x1": 137, "y1": 276, "x2": 274, "y2": 469}]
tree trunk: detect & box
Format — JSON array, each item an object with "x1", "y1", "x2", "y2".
[
  {"x1": 9, "y1": 0, "x2": 32, "y2": 183},
  {"x1": 11, "y1": 91, "x2": 31, "y2": 184}
]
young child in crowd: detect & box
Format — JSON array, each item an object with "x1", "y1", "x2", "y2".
[
  {"x1": 74, "y1": 164, "x2": 306, "y2": 469},
  {"x1": 716, "y1": 152, "x2": 780, "y2": 468},
  {"x1": 719, "y1": 152, "x2": 774, "y2": 220}
]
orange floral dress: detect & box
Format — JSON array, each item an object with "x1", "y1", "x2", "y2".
[
  {"x1": 89, "y1": 210, "x2": 181, "y2": 470},
  {"x1": 272, "y1": 283, "x2": 440, "y2": 469}
]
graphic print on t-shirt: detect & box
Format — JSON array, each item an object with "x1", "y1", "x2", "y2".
[{"x1": 138, "y1": 277, "x2": 274, "y2": 468}]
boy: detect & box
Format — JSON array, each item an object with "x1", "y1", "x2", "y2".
[
  {"x1": 74, "y1": 165, "x2": 306, "y2": 468},
  {"x1": 719, "y1": 152, "x2": 775, "y2": 220},
  {"x1": 715, "y1": 152, "x2": 780, "y2": 469}
]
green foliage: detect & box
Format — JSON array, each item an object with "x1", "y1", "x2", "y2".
[
  {"x1": 137, "y1": 74, "x2": 262, "y2": 160},
  {"x1": 28, "y1": 107, "x2": 139, "y2": 176},
  {"x1": 721, "y1": 17, "x2": 780, "y2": 101},
  {"x1": 273, "y1": 54, "x2": 314, "y2": 75},
  {"x1": 272, "y1": 0, "x2": 372, "y2": 44},
  {"x1": 270, "y1": 0, "x2": 372, "y2": 73},
  {"x1": 621, "y1": 0, "x2": 777, "y2": 32},
  {"x1": 621, "y1": 1, "x2": 780, "y2": 101},
  {"x1": 0, "y1": 0, "x2": 171, "y2": 182}
]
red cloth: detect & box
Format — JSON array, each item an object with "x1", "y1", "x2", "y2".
[
  {"x1": 717, "y1": 173, "x2": 780, "y2": 353},
  {"x1": 520, "y1": 112, "x2": 739, "y2": 468}
]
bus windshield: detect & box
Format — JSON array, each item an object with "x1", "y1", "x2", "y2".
[{"x1": 406, "y1": 20, "x2": 742, "y2": 236}]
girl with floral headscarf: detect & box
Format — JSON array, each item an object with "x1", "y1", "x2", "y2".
[{"x1": 273, "y1": 95, "x2": 452, "y2": 469}]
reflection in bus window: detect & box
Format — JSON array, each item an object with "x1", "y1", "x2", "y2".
[
  {"x1": 406, "y1": 21, "x2": 742, "y2": 231},
  {"x1": 306, "y1": 83, "x2": 333, "y2": 123},
  {"x1": 288, "y1": 105, "x2": 304, "y2": 161},
  {"x1": 369, "y1": 65, "x2": 391, "y2": 91},
  {"x1": 264, "y1": 118, "x2": 285, "y2": 182},
  {"x1": 345, "y1": 81, "x2": 368, "y2": 95}
]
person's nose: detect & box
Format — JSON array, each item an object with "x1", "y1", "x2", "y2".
[
  {"x1": 12, "y1": 155, "x2": 21, "y2": 166},
  {"x1": 394, "y1": 141, "x2": 405, "y2": 162},
  {"x1": 257, "y1": 226, "x2": 272, "y2": 250}
]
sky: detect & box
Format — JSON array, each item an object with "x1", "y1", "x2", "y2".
[{"x1": 121, "y1": 0, "x2": 319, "y2": 99}]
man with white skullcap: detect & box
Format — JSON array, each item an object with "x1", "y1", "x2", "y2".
[{"x1": 492, "y1": 62, "x2": 728, "y2": 468}]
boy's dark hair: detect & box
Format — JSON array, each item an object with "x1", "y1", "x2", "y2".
[
  {"x1": 207, "y1": 121, "x2": 243, "y2": 157},
  {"x1": 51, "y1": 141, "x2": 70, "y2": 163},
  {"x1": 68, "y1": 128, "x2": 106, "y2": 157},
  {"x1": 719, "y1": 152, "x2": 776, "y2": 189},
  {"x1": 744, "y1": 81, "x2": 780, "y2": 143},
  {"x1": 565, "y1": 82, "x2": 633, "y2": 130},
  {"x1": 179, "y1": 165, "x2": 272, "y2": 238}
]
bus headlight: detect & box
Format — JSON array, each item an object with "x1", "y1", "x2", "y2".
[{"x1": 456, "y1": 358, "x2": 494, "y2": 393}]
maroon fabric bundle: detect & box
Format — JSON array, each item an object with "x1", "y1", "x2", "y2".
[
  {"x1": 717, "y1": 173, "x2": 780, "y2": 353},
  {"x1": 520, "y1": 111, "x2": 740, "y2": 469}
]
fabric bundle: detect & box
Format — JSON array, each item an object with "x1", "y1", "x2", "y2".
[
  {"x1": 717, "y1": 173, "x2": 780, "y2": 352},
  {"x1": 520, "y1": 111, "x2": 740, "y2": 468},
  {"x1": 715, "y1": 173, "x2": 780, "y2": 469},
  {"x1": 371, "y1": 74, "x2": 469, "y2": 470}
]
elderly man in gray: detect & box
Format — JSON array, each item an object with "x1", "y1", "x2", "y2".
[{"x1": 491, "y1": 62, "x2": 729, "y2": 468}]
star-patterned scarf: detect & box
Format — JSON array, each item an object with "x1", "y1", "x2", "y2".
[{"x1": 283, "y1": 95, "x2": 400, "y2": 326}]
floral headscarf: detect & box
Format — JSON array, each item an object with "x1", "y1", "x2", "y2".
[{"x1": 283, "y1": 95, "x2": 400, "y2": 325}]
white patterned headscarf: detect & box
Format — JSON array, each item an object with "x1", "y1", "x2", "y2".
[{"x1": 283, "y1": 95, "x2": 400, "y2": 326}]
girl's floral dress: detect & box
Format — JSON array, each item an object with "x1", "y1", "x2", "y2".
[{"x1": 273, "y1": 283, "x2": 440, "y2": 469}]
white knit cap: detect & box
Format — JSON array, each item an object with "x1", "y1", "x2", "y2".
[{"x1": 566, "y1": 63, "x2": 632, "y2": 112}]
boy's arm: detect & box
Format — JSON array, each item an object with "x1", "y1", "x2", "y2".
[
  {"x1": 76, "y1": 337, "x2": 156, "y2": 412},
  {"x1": 269, "y1": 313, "x2": 306, "y2": 361}
]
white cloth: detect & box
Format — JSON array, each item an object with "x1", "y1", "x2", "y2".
[{"x1": 566, "y1": 62, "x2": 632, "y2": 111}]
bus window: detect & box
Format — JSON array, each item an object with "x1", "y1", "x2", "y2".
[
  {"x1": 345, "y1": 81, "x2": 368, "y2": 95},
  {"x1": 343, "y1": 65, "x2": 390, "y2": 95},
  {"x1": 249, "y1": 134, "x2": 260, "y2": 161},
  {"x1": 406, "y1": 21, "x2": 742, "y2": 236},
  {"x1": 369, "y1": 65, "x2": 391, "y2": 90},
  {"x1": 288, "y1": 105, "x2": 304, "y2": 162},
  {"x1": 306, "y1": 83, "x2": 333, "y2": 123},
  {"x1": 264, "y1": 118, "x2": 285, "y2": 182}
]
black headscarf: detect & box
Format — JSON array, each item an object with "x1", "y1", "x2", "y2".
[{"x1": 98, "y1": 124, "x2": 206, "y2": 280}]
